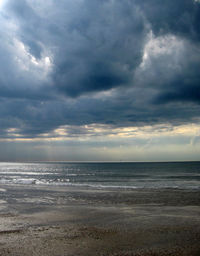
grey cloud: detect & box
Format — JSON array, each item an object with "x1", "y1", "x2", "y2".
[
  {"x1": 150, "y1": 40, "x2": 200, "y2": 104},
  {"x1": 0, "y1": 93, "x2": 199, "y2": 139},
  {"x1": 51, "y1": 0, "x2": 147, "y2": 96},
  {"x1": 6, "y1": 0, "x2": 148, "y2": 96},
  {"x1": 137, "y1": 0, "x2": 200, "y2": 42},
  {"x1": 0, "y1": 0, "x2": 200, "y2": 140},
  {"x1": 6, "y1": 0, "x2": 43, "y2": 57}
]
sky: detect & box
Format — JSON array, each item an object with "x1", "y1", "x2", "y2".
[{"x1": 0, "y1": 0, "x2": 200, "y2": 162}]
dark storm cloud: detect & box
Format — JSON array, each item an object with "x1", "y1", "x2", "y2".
[
  {"x1": 0, "y1": 0, "x2": 200, "y2": 139},
  {"x1": 136, "y1": 36, "x2": 200, "y2": 105},
  {"x1": 136, "y1": 0, "x2": 200, "y2": 42},
  {"x1": 5, "y1": 0, "x2": 150, "y2": 96},
  {"x1": 51, "y1": 0, "x2": 147, "y2": 97}
]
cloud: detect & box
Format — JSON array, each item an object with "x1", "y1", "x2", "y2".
[
  {"x1": 0, "y1": 0, "x2": 200, "y2": 142},
  {"x1": 137, "y1": 0, "x2": 200, "y2": 42},
  {"x1": 135, "y1": 33, "x2": 200, "y2": 104},
  {"x1": 4, "y1": 0, "x2": 148, "y2": 97}
]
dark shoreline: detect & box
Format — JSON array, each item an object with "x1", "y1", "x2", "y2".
[{"x1": 0, "y1": 185, "x2": 200, "y2": 255}]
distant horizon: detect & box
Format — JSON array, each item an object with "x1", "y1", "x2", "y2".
[{"x1": 1, "y1": 160, "x2": 200, "y2": 164}]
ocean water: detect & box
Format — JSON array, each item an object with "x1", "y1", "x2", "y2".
[{"x1": 0, "y1": 162, "x2": 199, "y2": 190}]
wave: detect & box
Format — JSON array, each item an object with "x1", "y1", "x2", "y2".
[{"x1": 0, "y1": 177, "x2": 199, "y2": 190}]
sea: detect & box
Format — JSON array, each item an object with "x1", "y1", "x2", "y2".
[{"x1": 0, "y1": 162, "x2": 200, "y2": 190}]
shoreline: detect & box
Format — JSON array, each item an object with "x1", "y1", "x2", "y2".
[{"x1": 0, "y1": 185, "x2": 200, "y2": 255}]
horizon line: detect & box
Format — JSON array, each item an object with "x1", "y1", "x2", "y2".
[{"x1": 0, "y1": 160, "x2": 200, "y2": 164}]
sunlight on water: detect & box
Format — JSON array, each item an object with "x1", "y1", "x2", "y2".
[{"x1": 0, "y1": 162, "x2": 199, "y2": 189}]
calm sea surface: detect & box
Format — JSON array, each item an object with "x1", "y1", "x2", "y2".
[{"x1": 0, "y1": 162, "x2": 200, "y2": 190}]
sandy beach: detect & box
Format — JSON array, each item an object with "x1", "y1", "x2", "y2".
[{"x1": 0, "y1": 185, "x2": 199, "y2": 256}]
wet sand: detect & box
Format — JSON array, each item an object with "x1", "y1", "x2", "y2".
[{"x1": 0, "y1": 185, "x2": 200, "y2": 255}]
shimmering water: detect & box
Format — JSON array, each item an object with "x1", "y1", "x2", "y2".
[{"x1": 0, "y1": 162, "x2": 200, "y2": 189}]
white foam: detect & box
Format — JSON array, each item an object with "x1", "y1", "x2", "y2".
[
  {"x1": 13, "y1": 178, "x2": 37, "y2": 185},
  {"x1": 0, "y1": 178, "x2": 199, "y2": 190},
  {"x1": 0, "y1": 178, "x2": 36, "y2": 185},
  {"x1": 0, "y1": 171, "x2": 57, "y2": 175},
  {"x1": 35, "y1": 179, "x2": 70, "y2": 185}
]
